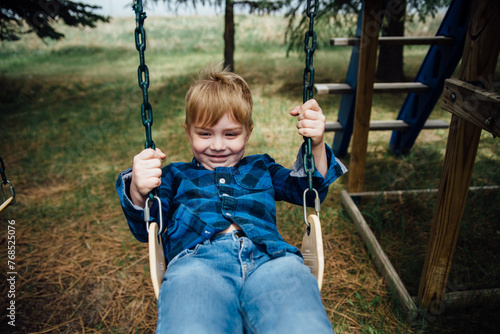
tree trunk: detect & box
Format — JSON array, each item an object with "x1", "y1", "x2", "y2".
[
  {"x1": 224, "y1": 0, "x2": 235, "y2": 72},
  {"x1": 376, "y1": 0, "x2": 406, "y2": 82}
]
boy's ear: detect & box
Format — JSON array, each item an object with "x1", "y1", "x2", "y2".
[
  {"x1": 245, "y1": 125, "x2": 254, "y2": 143},
  {"x1": 184, "y1": 123, "x2": 192, "y2": 142}
]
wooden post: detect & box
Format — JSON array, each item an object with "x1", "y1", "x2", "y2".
[
  {"x1": 418, "y1": 0, "x2": 500, "y2": 310},
  {"x1": 348, "y1": 0, "x2": 383, "y2": 192}
]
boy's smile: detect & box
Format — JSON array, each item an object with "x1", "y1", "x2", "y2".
[{"x1": 185, "y1": 113, "x2": 252, "y2": 170}]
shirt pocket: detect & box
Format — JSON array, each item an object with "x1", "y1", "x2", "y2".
[
  {"x1": 169, "y1": 204, "x2": 206, "y2": 237},
  {"x1": 167, "y1": 204, "x2": 210, "y2": 247}
]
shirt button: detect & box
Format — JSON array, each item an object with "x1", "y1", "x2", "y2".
[{"x1": 219, "y1": 178, "x2": 226, "y2": 184}]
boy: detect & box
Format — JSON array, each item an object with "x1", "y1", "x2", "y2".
[{"x1": 116, "y1": 64, "x2": 346, "y2": 333}]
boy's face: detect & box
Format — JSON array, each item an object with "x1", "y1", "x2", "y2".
[{"x1": 184, "y1": 113, "x2": 252, "y2": 170}]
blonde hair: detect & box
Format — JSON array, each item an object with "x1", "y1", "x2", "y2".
[{"x1": 185, "y1": 63, "x2": 253, "y2": 132}]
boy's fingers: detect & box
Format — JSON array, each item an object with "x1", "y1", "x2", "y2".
[
  {"x1": 133, "y1": 166, "x2": 162, "y2": 190},
  {"x1": 298, "y1": 127, "x2": 322, "y2": 137},
  {"x1": 146, "y1": 148, "x2": 164, "y2": 160},
  {"x1": 302, "y1": 98, "x2": 320, "y2": 111},
  {"x1": 298, "y1": 110, "x2": 325, "y2": 124},
  {"x1": 137, "y1": 148, "x2": 156, "y2": 160},
  {"x1": 297, "y1": 119, "x2": 324, "y2": 131},
  {"x1": 141, "y1": 175, "x2": 161, "y2": 190},
  {"x1": 289, "y1": 105, "x2": 301, "y2": 116},
  {"x1": 290, "y1": 99, "x2": 321, "y2": 117},
  {"x1": 136, "y1": 148, "x2": 165, "y2": 162},
  {"x1": 156, "y1": 148, "x2": 167, "y2": 159},
  {"x1": 298, "y1": 102, "x2": 322, "y2": 117},
  {"x1": 139, "y1": 160, "x2": 161, "y2": 173}
]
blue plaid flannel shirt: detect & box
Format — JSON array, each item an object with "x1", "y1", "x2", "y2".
[{"x1": 116, "y1": 143, "x2": 347, "y2": 262}]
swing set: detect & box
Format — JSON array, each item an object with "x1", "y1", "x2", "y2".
[
  {"x1": 131, "y1": 0, "x2": 326, "y2": 299},
  {"x1": 0, "y1": 157, "x2": 16, "y2": 213}
]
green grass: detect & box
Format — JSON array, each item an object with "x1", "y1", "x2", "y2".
[{"x1": 0, "y1": 14, "x2": 499, "y2": 333}]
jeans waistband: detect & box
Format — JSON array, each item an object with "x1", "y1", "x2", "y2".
[{"x1": 211, "y1": 230, "x2": 246, "y2": 241}]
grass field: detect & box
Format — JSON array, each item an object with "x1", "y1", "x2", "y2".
[{"x1": 0, "y1": 13, "x2": 499, "y2": 333}]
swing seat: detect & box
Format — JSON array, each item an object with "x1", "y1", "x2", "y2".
[
  {"x1": 148, "y1": 221, "x2": 166, "y2": 299},
  {"x1": 148, "y1": 216, "x2": 325, "y2": 298},
  {"x1": 0, "y1": 196, "x2": 13, "y2": 213},
  {"x1": 301, "y1": 214, "x2": 324, "y2": 291}
]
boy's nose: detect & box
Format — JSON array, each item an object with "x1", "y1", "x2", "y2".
[{"x1": 210, "y1": 136, "x2": 226, "y2": 151}]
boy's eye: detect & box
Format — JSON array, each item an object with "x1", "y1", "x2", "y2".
[{"x1": 198, "y1": 132, "x2": 211, "y2": 137}]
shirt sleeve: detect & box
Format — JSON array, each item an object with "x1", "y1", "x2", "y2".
[
  {"x1": 268, "y1": 143, "x2": 347, "y2": 206},
  {"x1": 115, "y1": 168, "x2": 149, "y2": 243},
  {"x1": 290, "y1": 142, "x2": 348, "y2": 184}
]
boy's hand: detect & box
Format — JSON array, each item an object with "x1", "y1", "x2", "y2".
[
  {"x1": 290, "y1": 99, "x2": 328, "y2": 177},
  {"x1": 290, "y1": 99, "x2": 326, "y2": 147},
  {"x1": 130, "y1": 148, "x2": 166, "y2": 207}
]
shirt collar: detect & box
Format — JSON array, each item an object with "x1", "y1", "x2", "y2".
[{"x1": 190, "y1": 157, "x2": 247, "y2": 170}]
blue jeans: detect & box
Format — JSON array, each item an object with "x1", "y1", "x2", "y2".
[{"x1": 156, "y1": 231, "x2": 334, "y2": 334}]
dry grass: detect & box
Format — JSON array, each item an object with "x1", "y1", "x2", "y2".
[
  {"x1": 2, "y1": 192, "x2": 412, "y2": 333},
  {"x1": 1, "y1": 13, "x2": 498, "y2": 334}
]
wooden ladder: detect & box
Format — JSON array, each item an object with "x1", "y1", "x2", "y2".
[{"x1": 315, "y1": 0, "x2": 471, "y2": 192}]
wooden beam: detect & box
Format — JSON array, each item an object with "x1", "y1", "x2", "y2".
[
  {"x1": 349, "y1": 185, "x2": 499, "y2": 202},
  {"x1": 442, "y1": 288, "x2": 500, "y2": 310},
  {"x1": 331, "y1": 36, "x2": 455, "y2": 46},
  {"x1": 315, "y1": 83, "x2": 353, "y2": 95},
  {"x1": 411, "y1": 288, "x2": 500, "y2": 312},
  {"x1": 442, "y1": 78, "x2": 500, "y2": 137},
  {"x1": 315, "y1": 82, "x2": 429, "y2": 95},
  {"x1": 341, "y1": 190, "x2": 417, "y2": 312},
  {"x1": 418, "y1": 0, "x2": 500, "y2": 310},
  {"x1": 325, "y1": 119, "x2": 449, "y2": 132},
  {"x1": 373, "y1": 82, "x2": 430, "y2": 94},
  {"x1": 348, "y1": 0, "x2": 383, "y2": 193}
]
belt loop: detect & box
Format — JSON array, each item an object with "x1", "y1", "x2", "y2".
[{"x1": 234, "y1": 230, "x2": 246, "y2": 239}]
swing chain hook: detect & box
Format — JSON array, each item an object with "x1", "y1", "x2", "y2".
[
  {"x1": 303, "y1": 188, "x2": 320, "y2": 234},
  {"x1": 0, "y1": 157, "x2": 16, "y2": 205},
  {"x1": 145, "y1": 195, "x2": 164, "y2": 236}
]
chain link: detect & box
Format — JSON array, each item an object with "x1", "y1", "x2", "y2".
[
  {"x1": 303, "y1": 0, "x2": 318, "y2": 191},
  {"x1": 133, "y1": 0, "x2": 155, "y2": 150}
]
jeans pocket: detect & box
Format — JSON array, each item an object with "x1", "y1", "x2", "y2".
[{"x1": 167, "y1": 243, "x2": 201, "y2": 269}]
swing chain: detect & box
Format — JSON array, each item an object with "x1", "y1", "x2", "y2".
[
  {"x1": 133, "y1": 0, "x2": 155, "y2": 151},
  {"x1": 302, "y1": 0, "x2": 318, "y2": 193},
  {"x1": 0, "y1": 157, "x2": 16, "y2": 205}
]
